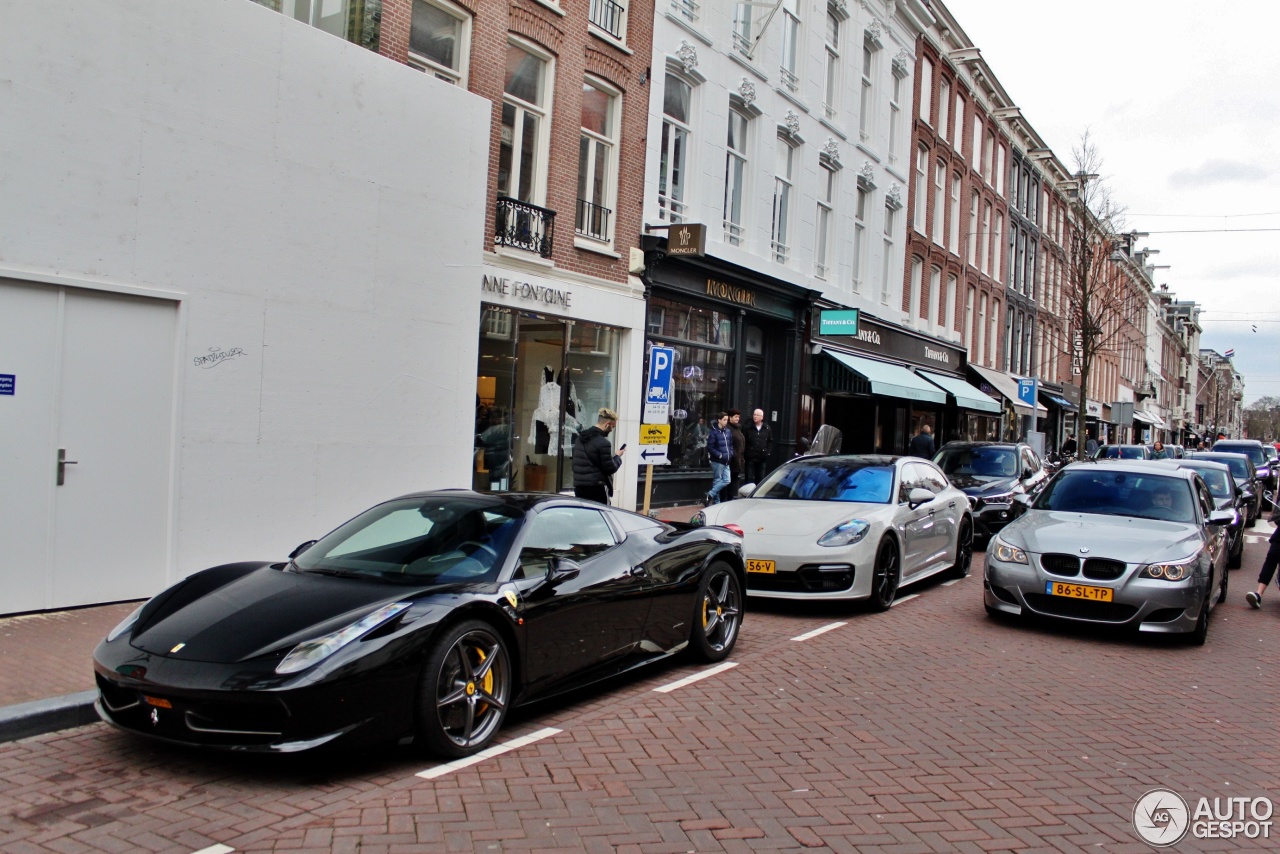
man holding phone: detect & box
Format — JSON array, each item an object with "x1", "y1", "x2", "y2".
[{"x1": 572, "y1": 407, "x2": 626, "y2": 504}]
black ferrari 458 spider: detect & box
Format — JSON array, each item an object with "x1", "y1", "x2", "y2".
[{"x1": 94, "y1": 491, "x2": 745, "y2": 757}]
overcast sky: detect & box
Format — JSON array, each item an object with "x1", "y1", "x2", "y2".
[{"x1": 941, "y1": 0, "x2": 1280, "y2": 406}]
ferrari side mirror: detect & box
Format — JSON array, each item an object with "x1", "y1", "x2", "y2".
[{"x1": 289, "y1": 540, "x2": 317, "y2": 559}]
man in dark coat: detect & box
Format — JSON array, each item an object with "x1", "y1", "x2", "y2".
[
  {"x1": 743, "y1": 408, "x2": 773, "y2": 485},
  {"x1": 572, "y1": 407, "x2": 625, "y2": 504},
  {"x1": 726, "y1": 409, "x2": 746, "y2": 500},
  {"x1": 908, "y1": 423, "x2": 935, "y2": 458}
]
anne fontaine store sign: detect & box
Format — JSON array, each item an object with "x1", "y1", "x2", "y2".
[{"x1": 481, "y1": 274, "x2": 572, "y2": 309}]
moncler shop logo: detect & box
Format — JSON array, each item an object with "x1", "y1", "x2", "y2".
[{"x1": 705, "y1": 278, "x2": 757, "y2": 307}]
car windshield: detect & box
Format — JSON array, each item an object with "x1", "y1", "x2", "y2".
[
  {"x1": 1035, "y1": 470, "x2": 1196, "y2": 522},
  {"x1": 1186, "y1": 467, "x2": 1232, "y2": 498},
  {"x1": 1191, "y1": 453, "x2": 1249, "y2": 479},
  {"x1": 1218, "y1": 444, "x2": 1270, "y2": 466},
  {"x1": 294, "y1": 496, "x2": 523, "y2": 582},
  {"x1": 754, "y1": 458, "x2": 895, "y2": 503},
  {"x1": 1100, "y1": 445, "x2": 1146, "y2": 459},
  {"x1": 935, "y1": 446, "x2": 1018, "y2": 480}
]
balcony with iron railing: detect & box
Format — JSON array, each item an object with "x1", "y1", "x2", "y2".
[
  {"x1": 589, "y1": 0, "x2": 625, "y2": 39},
  {"x1": 495, "y1": 196, "x2": 555, "y2": 258},
  {"x1": 575, "y1": 199, "x2": 611, "y2": 242},
  {"x1": 671, "y1": 0, "x2": 700, "y2": 25}
]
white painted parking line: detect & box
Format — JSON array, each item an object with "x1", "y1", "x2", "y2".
[
  {"x1": 791, "y1": 621, "x2": 847, "y2": 641},
  {"x1": 892, "y1": 593, "x2": 920, "y2": 606},
  {"x1": 415, "y1": 726, "x2": 562, "y2": 780},
  {"x1": 942, "y1": 579, "x2": 963, "y2": 587},
  {"x1": 653, "y1": 661, "x2": 738, "y2": 693},
  {"x1": 191, "y1": 845, "x2": 234, "y2": 854}
]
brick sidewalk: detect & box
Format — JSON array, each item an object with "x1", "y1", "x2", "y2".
[{"x1": 0, "y1": 602, "x2": 139, "y2": 707}]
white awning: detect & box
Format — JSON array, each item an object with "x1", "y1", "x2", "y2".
[
  {"x1": 916, "y1": 370, "x2": 1002, "y2": 414},
  {"x1": 968, "y1": 365, "x2": 1048, "y2": 415},
  {"x1": 1133, "y1": 410, "x2": 1167, "y2": 428},
  {"x1": 822, "y1": 350, "x2": 947, "y2": 404}
]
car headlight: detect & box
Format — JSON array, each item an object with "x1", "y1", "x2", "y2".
[
  {"x1": 276, "y1": 602, "x2": 411, "y2": 674},
  {"x1": 990, "y1": 536, "x2": 1028, "y2": 564},
  {"x1": 818, "y1": 519, "x2": 870, "y2": 547},
  {"x1": 106, "y1": 604, "x2": 145, "y2": 642},
  {"x1": 1139, "y1": 559, "x2": 1196, "y2": 581},
  {"x1": 982, "y1": 490, "x2": 1016, "y2": 504}
]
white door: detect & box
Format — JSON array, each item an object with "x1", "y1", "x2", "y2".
[{"x1": 0, "y1": 280, "x2": 177, "y2": 613}]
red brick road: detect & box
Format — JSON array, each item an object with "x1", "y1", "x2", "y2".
[{"x1": 2, "y1": 532, "x2": 1277, "y2": 852}]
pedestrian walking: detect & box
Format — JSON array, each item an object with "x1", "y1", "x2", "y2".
[
  {"x1": 1245, "y1": 506, "x2": 1280, "y2": 609},
  {"x1": 1085, "y1": 435, "x2": 1099, "y2": 457},
  {"x1": 705, "y1": 412, "x2": 732, "y2": 505},
  {"x1": 908, "y1": 423, "x2": 935, "y2": 458},
  {"x1": 572, "y1": 407, "x2": 625, "y2": 504},
  {"x1": 1060, "y1": 434, "x2": 1078, "y2": 457},
  {"x1": 726, "y1": 409, "x2": 746, "y2": 500},
  {"x1": 743, "y1": 408, "x2": 773, "y2": 485}
]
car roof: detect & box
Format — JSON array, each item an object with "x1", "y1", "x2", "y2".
[
  {"x1": 1151, "y1": 458, "x2": 1232, "y2": 474},
  {"x1": 1212, "y1": 439, "x2": 1264, "y2": 447},
  {"x1": 1065, "y1": 459, "x2": 1198, "y2": 480},
  {"x1": 938, "y1": 441, "x2": 1023, "y2": 449}
]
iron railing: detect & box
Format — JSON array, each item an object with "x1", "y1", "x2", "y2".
[
  {"x1": 495, "y1": 196, "x2": 555, "y2": 257},
  {"x1": 589, "y1": 0, "x2": 625, "y2": 39},
  {"x1": 575, "y1": 199, "x2": 612, "y2": 242}
]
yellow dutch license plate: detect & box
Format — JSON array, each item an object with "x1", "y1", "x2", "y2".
[
  {"x1": 746, "y1": 559, "x2": 776, "y2": 574},
  {"x1": 1045, "y1": 581, "x2": 1113, "y2": 602}
]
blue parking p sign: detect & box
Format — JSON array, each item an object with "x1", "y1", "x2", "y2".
[
  {"x1": 1017, "y1": 377, "x2": 1038, "y2": 408},
  {"x1": 647, "y1": 347, "x2": 674, "y2": 406}
]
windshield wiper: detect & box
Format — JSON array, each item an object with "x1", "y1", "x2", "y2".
[{"x1": 300, "y1": 567, "x2": 370, "y2": 579}]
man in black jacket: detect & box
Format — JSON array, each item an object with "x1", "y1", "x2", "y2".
[
  {"x1": 572, "y1": 407, "x2": 625, "y2": 504},
  {"x1": 743, "y1": 408, "x2": 773, "y2": 485},
  {"x1": 726, "y1": 409, "x2": 746, "y2": 500},
  {"x1": 908, "y1": 423, "x2": 935, "y2": 458}
]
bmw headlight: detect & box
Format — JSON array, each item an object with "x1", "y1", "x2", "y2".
[
  {"x1": 1139, "y1": 558, "x2": 1196, "y2": 582},
  {"x1": 276, "y1": 602, "x2": 411, "y2": 674},
  {"x1": 818, "y1": 519, "x2": 870, "y2": 547},
  {"x1": 106, "y1": 604, "x2": 145, "y2": 642},
  {"x1": 982, "y1": 490, "x2": 1016, "y2": 504},
  {"x1": 990, "y1": 536, "x2": 1028, "y2": 564}
]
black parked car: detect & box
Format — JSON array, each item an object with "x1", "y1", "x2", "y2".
[
  {"x1": 1092, "y1": 444, "x2": 1153, "y2": 460},
  {"x1": 95, "y1": 491, "x2": 745, "y2": 757},
  {"x1": 1210, "y1": 440, "x2": 1278, "y2": 507},
  {"x1": 934, "y1": 441, "x2": 1048, "y2": 542},
  {"x1": 1186, "y1": 452, "x2": 1262, "y2": 526},
  {"x1": 1152, "y1": 459, "x2": 1246, "y2": 568}
]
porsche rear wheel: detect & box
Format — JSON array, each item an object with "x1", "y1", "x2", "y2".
[
  {"x1": 690, "y1": 561, "x2": 742, "y2": 662},
  {"x1": 867, "y1": 539, "x2": 900, "y2": 612},
  {"x1": 947, "y1": 519, "x2": 974, "y2": 580},
  {"x1": 418, "y1": 620, "x2": 512, "y2": 758}
]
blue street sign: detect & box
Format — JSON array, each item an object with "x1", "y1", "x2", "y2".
[
  {"x1": 646, "y1": 347, "x2": 674, "y2": 406},
  {"x1": 0, "y1": 374, "x2": 14, "y2": 396},
  {"x1": 1017, "y1": 377, "x2": 1038, "y2": 408}
]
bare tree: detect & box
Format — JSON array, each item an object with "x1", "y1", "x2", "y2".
[
  {"x1": 1061, "y1": 132, "x2": 1150, "y2": 445},
  {"x1": 1243, "y1": 396, "x2": 1280, "y2": 443}
]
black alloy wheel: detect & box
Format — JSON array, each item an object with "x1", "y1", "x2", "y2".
[
  {"x1": 418, "y1": 619, "x2": 512, "y2": 758},
  {"x1": 867, "y1": 539, "x2": 900, "y2": 612},
  {"x1": 1228, "y1": 528, "x2": 1243, "y2": 569},
  {"x1": 1217, "y1": 565, "x2": 1229, "y2": 604},
  {"x1": 1188, "y1": 588, "x2": 1210, "y2": 646},
  {"x1": 690, "y1": 561, "x2": 742, "y2": 662},
  {"x1": 948, "y1": 519, "x2": 974, "y2": 580}
]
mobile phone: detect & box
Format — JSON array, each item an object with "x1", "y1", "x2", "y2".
[{"x1": 619, "y1": 443, "x2": 628, "y2": 451}]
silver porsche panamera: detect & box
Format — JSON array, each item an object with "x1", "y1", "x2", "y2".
[{"x1": 984, "y1": 460, "x2": 1233, "y2": 644}]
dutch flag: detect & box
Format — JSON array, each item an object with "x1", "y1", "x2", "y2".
[{"x1": 1223, "y1": 348, "x2": 1235, "y2": 358}]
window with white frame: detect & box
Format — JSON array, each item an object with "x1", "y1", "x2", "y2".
[
  {"x1": 989, "y1": 299, "x2": 1000, "y2": 367},
  {"x1": 967, "y1": 190, "x2": 979, "y2": 267},
  {"x1": 932, "y1": 159, "x2": 945, "y2": 246},
  {"x1": 815, "y1": 162, "x2": 836, "y2": 279},
  {"x1": 658, "y1": 73, "x2": 692, "y2": 222},
  {"x1": 913, "y1": 145, "x2": 928, "y2": 233},
  {"x1": 823, "y1": 6, "x2": 841, "y2": 121},
  {"x1": 971, "y1": 114, "x2": 982, "y2": 171},
  {"x1": 980, "y1": 202, "x2": 991, "y2": 274},
  {"x1": 965, "y1": 285, "x2": 975, "y2": 350},
  {"x1": 983, "y1": 132, "x2": 994, "y2": 185},
  {"x1": 408, "y1": 0, "x2": 470, "y2": 85},
  {"x1": 265, "y1": 0, "x2": 379, "y2": 50},
  {"x1": 992, "y1": 212, "x2": 1004, "y2": 282},
  {"x1": 953, "y1": 91, "x2": 964, "y2": 149},
  {"x1": 977, "y1": 293, "x2": 988, "y2": 365},
  {"x1": 881, "y1": 201, "x2": 896, "y2": 303},
  {"x1": 852, "y1": 185, "x2": 868, "y2": 289},
  {"x1": 723, "y1": 106, "x2": 749, "y2": 245},
  {"x1": 499, "y1": 42, "x2": 550, "y2": 205},
  {"x1": 771, "y1": 135, "x2": 795, "y2": 263},
  {"x1": 995, "y1": 144, "x2": 1006, "y2": 197},
  {"x1": 577, "y1": 78, "x2": 619, "y2": 243},
  {"x1": 928, "y1": 266, "x2": 941, "y2": 328},
  {"x1": 888, "y1": 71, "x2": 903, "y2": 165},
  {"x1": 949, "y1": 172, "x2": 961, "y2": 253},
  {"x1": 945, "y1": 274, "x2": 957, "y2": 333},
  {"x1": 909, "y1": 257, "x2": 923, "y2": 321},
  {"x1": 672, "y1": 0, "x2": 699, "y2": 27},
  {"x1": 859, "y1": 33, "x2": 875, "y2": 142},
  {"x1": 919, "y1": 56, "x2": 932, "y2": 123},
  {"x1": 779, "y1": 0, "x2": 801, "y2": 94},
  {"x1": 938, "y1": 79, "x2": 950, "y2": 143},
  {"x1": 588, "y1": 0, "x2": 627, "y2": 41}
]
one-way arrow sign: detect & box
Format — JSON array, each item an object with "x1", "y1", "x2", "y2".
[{"x1": 639, "y1": 445, "x2": 669, "y2": 465}]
